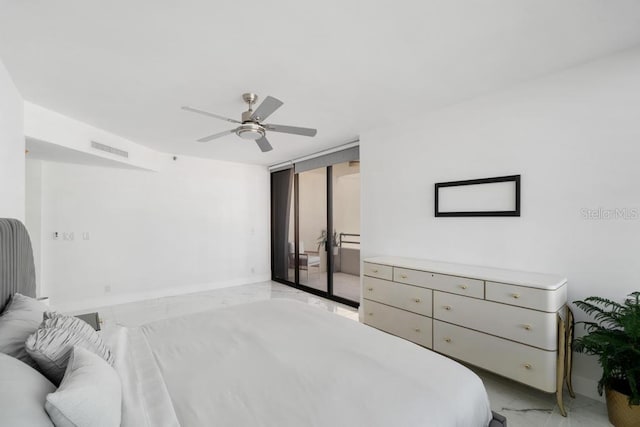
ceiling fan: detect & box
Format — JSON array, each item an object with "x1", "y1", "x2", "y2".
[{"x1": 181, "y1": 93, "x2": 317, "y2": 152}]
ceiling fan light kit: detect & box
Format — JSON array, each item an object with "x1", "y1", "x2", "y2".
[
  {"x1": 182, "y1": 93, "x2": 317, "y2": 152},
  {"x1": 236, "y1": 122, "x2": 265, "y2": 140}
]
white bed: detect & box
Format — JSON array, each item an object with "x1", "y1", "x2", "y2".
[
  {"x1": 1, "y1": 218, "x2": 496, "y2": 426},
  {"x1": 106, "y1": 299, "x2": 493, "y2": 427}
]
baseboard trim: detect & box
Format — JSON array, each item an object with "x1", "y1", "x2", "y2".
[
  {"x1": 50, "y1": 274, "x2": 272, "y2": 313},
  {"x1": 572, "y1": 374, "x2": 605, "y2": 403}
]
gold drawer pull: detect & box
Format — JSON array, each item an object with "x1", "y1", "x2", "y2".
[
  {"x1": 400, "y1": 274, "x2": 408, "y2": 279},
  {"x1": 523, "y1": 324, "x2": 532, "y2": 331},
  {"x1": 444, "y1": 337, "x2": 452, "y2": 343},
  {"x1": 512, "y1": 293, "x2": 521, "y2": 299},
  {"x1": 413, "y1": 298, "x2": 421, "y2": 303},
  {"x1": 372, "y1": 269, "x2": 379, "y2": 273},
  {"x1": 414, "y1": 328, "x2": 421, "y2": 333},
  {"x1": 443, "y1": 305, "x2": 452, "y2": 311},
  {"x1": 523, "y1": 363, "x2": 532, "y2": 370},
  {"x1": 367, "y1": 287, "x2": 374, "y2": 291},
  {"x1": 459, "y1": 284, "x2": 468, "y2": 290}
]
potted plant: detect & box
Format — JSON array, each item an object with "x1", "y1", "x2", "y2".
[
  {"x1": 317, "y1": 229, "x2": 340, "y2": 255},
  {"x1": 573, "y1": 291, "x2": 640, "y2": 426}
]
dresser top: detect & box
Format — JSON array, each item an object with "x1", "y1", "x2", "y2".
[{"x1": 364, "y1": 256, "x2": 567, "y2": 290}]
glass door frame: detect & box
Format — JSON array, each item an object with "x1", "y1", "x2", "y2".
[{"x1": 270, "y1": 165, "x2": 359, "y2": 309}]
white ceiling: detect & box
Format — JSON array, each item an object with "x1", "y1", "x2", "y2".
[{"x1": 2, "y1": 1, "x2": 640, "y2": 165}]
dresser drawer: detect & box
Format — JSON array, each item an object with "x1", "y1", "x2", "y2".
[
  {"x1": 433, "y1": 292, "x2": 557, "y2": 350},
  {"x1": 393, "y1": 268, "x2": 484, "y2": 299},
  {"x1": 486, "y1": 281, "x2": 567, "y2": 312},
  {"x1": 363, "y1": 277, "x2": 433, "y2": 317},
  {"x1": 362, "y1": 299, "x2": 433, "y2": 348},
  {"x1": 363, "y1": 263, "x2": 393, "y2": 281},
  {"x1": 433, "y1": 320, "x2": 556, "y2": 392}
]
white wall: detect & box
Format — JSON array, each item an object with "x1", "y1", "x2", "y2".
[
  {"x1": 25, "y1": 159, "x2": 43, "y2": 294},
  {"x1": 36, "y1": 155, "x2": 270, "y2": 311},
  {"x1": 361, "y1": 47, "x2": 640, "y2": 401},
  {"x1": 0, "y1": 59, "x2": 24, "y2": 220}
]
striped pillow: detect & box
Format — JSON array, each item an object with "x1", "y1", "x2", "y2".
[{"x1": 25, "y1": 315, "x2": 113, "y2": 385}]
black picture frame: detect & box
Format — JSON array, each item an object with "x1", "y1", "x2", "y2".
[{"x1": 435, "y1": 175, "x2": 521, "y2": 217}]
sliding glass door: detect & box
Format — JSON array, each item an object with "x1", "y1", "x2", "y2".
[
  {"x1": 270, "y1": 146, "x2": 360, "y2": 307},
  {"x1": 297, "y1": 167, "x2": 327, "y2": 292},
  {"x1": 331, "y1": 161, "x2": 360, "y2": 302},
  {"x1": 270, "y1": 169, "x2": 294, "y2": 283}
]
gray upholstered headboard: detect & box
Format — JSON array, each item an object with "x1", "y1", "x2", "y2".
[{"x1": 0, "y1": 218, "x2": 36, "y2": 310}]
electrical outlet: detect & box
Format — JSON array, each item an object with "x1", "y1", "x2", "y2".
[
  {"x1": 82, "y1": 232, "x2": 90, "y2": 240},
  {"x1": 63, "y1": 232, "x2": 74, "y2": 241},
  {"x1": 53, "y1": 232, "x2": 59, "y2": 240}
]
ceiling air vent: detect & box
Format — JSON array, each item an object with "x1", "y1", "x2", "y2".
[{"x1": 91, "y1": 141, "x2": 129, "y2": 158}]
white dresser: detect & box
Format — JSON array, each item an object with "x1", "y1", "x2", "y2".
[{"x1": 362, "y1": 256, "x2": 571, "y2": 415}]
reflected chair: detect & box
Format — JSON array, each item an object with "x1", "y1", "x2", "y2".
[{"x1": 288, "y1": 241, "x2": 321, "y2": 280}]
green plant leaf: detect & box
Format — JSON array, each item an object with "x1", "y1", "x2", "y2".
[{"x1": 573, "y1": 292, "x2": 640, "y2": 406}]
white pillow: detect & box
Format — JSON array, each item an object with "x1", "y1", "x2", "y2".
[
  {"x1": 25, "y1": 315, "x2": 114, "y2": 385},
  {"x1": 45, "y1": 346, "x2": 122, "y2": 427},
  {"x1": 0, "y1": 293, "x2": 49, "y2": 368},
  {"x1": 0, "y1": 352, "x2": 56, "y2": 427}
]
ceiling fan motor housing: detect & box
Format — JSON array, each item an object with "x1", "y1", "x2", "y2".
[
  {"x1": 241, "y1": 110, "x2": 254, "y2": 122},
  {"x1": 238, "y1": 104, "x2": 265, "y2": 140}
]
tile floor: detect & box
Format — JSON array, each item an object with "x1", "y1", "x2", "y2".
[
  {"x1": 287, "y1": 270, "x2": 361, "y2": 302},
  {"x1": 299, "y1": 271, "x2": 361, "y2": 302},
  {"x1": 78, "y1": 281, "x2": 611, "y2": 427},
  {"x1": 82, "y1": 281, "x2": 359, "y2": 327}
]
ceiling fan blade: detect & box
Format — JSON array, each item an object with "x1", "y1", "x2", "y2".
[
  {"x1": 250, "y1": 96, "x2": 283, "y2": 121},
  {"x1": 182, "y1": 106, "x2": 241, "y2": 124},
  {"x1": 264, "y1": 124, "x2": 317, "y2": 137},
  {"x1": 255, "y1": 136, "x2": 273, "y2": 152},
  {"x1": 196, "y1": 129, "x2": 236, "y2": 142}
]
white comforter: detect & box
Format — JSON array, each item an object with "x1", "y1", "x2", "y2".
[{"x1": 108, "y1": 299, "x2": 492, "y2": 427}]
